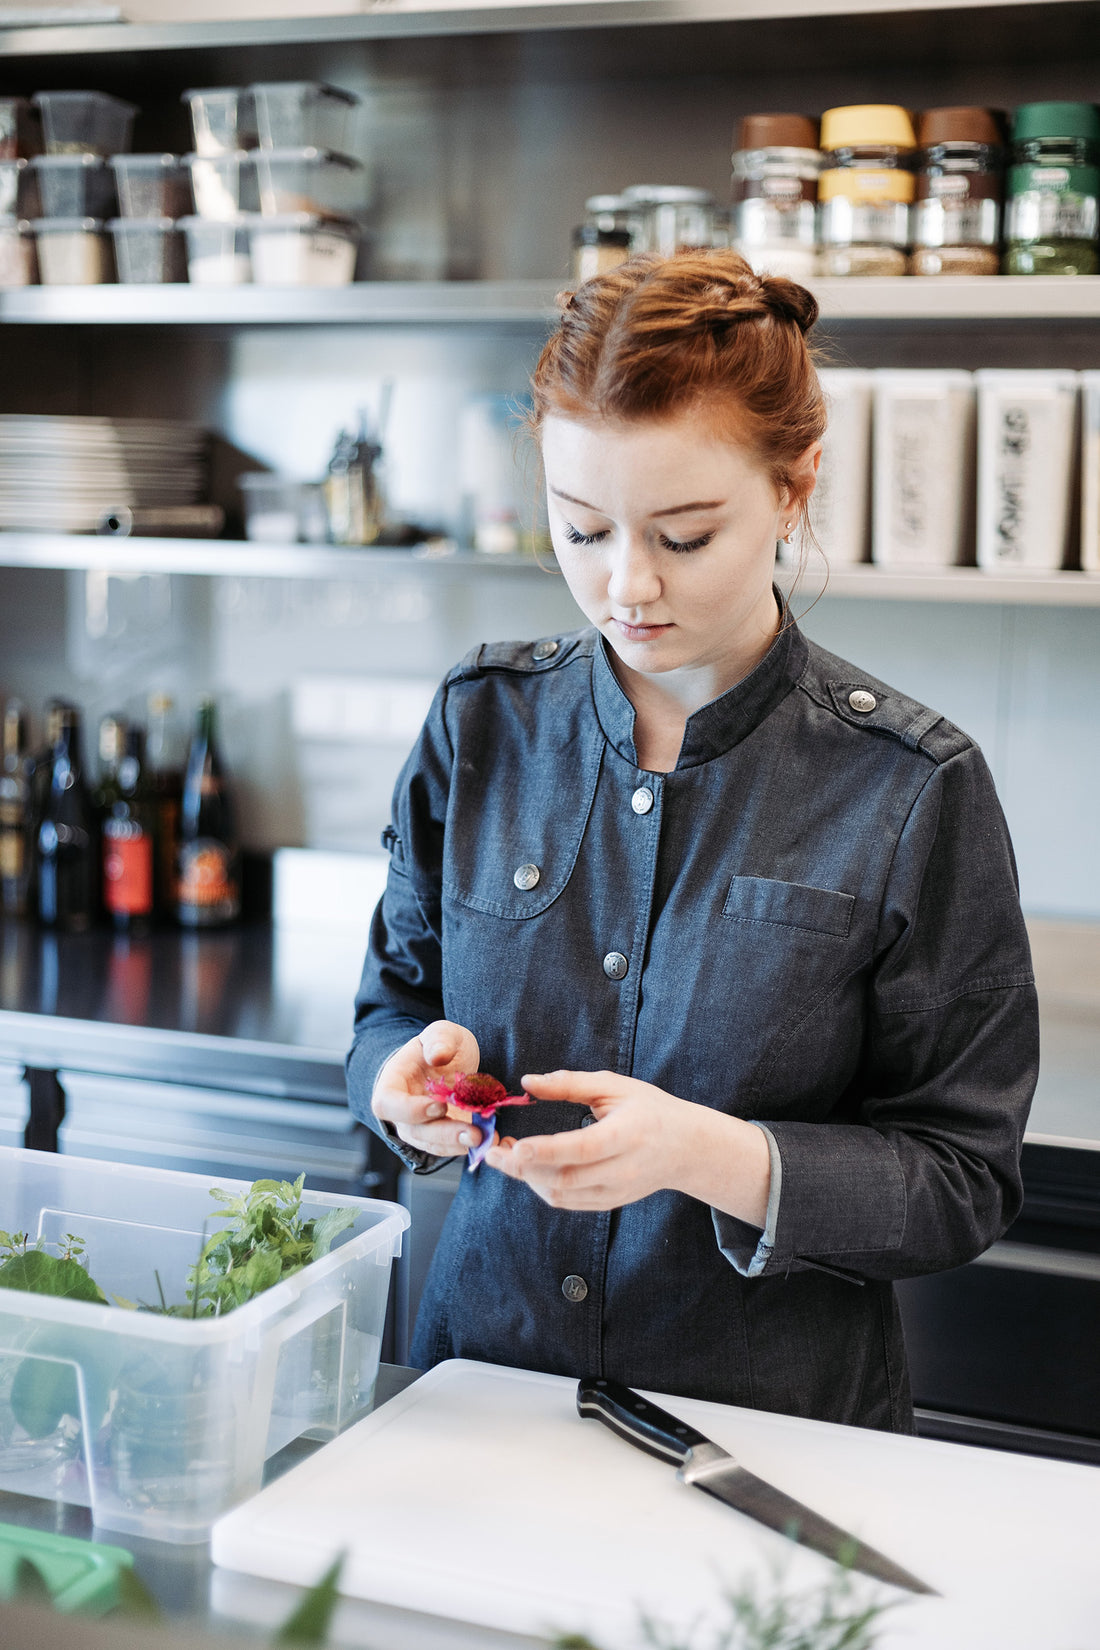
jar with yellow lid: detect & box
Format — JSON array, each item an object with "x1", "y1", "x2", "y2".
[{"x1": 818, "y1": 104, "x2": 916, "y2": 276}]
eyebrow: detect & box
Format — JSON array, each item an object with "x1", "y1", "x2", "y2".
[{"x1": 549, "y1": 486, "x2": 725, "y2": 518}]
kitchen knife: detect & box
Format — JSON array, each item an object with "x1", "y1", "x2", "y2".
[{"x1": 576, "y1": 1376, "x2": 937, "y2": 1596}]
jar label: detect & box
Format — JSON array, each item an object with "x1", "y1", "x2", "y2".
[
  {"x1": 913, "y1": 196, "x2": 1000, "y2": 247},
  {"x1": 1007, "y1": 164, "x2": 1100, "y2": 240},
  {"x1": 733, "y1": 175, "x2": 816, "y2": 205},
  {"x1": 177, "y1": 838, "x2": 239, "y2": 912},
  {"x1": 820, "y1": 197, "x2": 911, "y2": 246},
  {"x1": 735, "y1": 197, "x2": 817, "y2": 246},
  {"x1": 104, "y1": 827, "x2": 154, "y2": 916}
]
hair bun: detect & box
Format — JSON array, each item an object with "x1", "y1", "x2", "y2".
[{"x1": 759, "y1": 276, "x2": 819, "y2": 335}]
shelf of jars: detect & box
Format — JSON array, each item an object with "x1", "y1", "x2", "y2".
[
  {"x1": 2, "y1": 276, "x2": 1100, "y2": 327},
  {"x1": 2, "y1": 531, "x2": 1100, "y2": 602}
]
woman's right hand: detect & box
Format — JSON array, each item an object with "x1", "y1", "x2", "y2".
[{"x1": 370, "y1": 1019, "x2": 483, "y2": 1158}]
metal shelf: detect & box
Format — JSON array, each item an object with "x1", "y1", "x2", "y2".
[{"x1": 2, "y1": 277, "x2": 1100, "y2": 327}]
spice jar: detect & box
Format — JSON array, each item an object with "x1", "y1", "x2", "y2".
[
  {"x1": 571, "y1": 224, "x2": 632, "y2": 282},
  {"x1": 1003, "y1": 101, "x2": 1100, "y2": 276},
  {"x1": 620, "y1": 185, "x2": 717, "y2": 255},
  {"x1": 818, "y1": 104, "x2": 917, "y2": 276},
  {"x1": 731, "y1": 112, "x2": 821, "y2": 281},
  {"x1": 910, "y1": 107, "x2": 1003, "y2": 276}
]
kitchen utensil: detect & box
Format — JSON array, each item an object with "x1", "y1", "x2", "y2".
[{"x1": 577, "y1": 1375, "x2": 935, "y2": 1596}]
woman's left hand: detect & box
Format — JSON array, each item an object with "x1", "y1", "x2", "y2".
[{"x1": 483, "y1": 1069, "x2": 697, "y2": 1210}]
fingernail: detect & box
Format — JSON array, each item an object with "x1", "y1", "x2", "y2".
[
  {"x1": 458, "y1": 1130, "x2": 473, "y2": 1148},
  {"x1": 425, "y1": 1102, "x2": 446, "y2": 1119}
]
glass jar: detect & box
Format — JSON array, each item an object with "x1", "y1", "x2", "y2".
[
  {"x1": 1003, "y1": 101, "x2": 1100, "y2": 275},
  {"x1": 731, "y1": 112, "x2": 822, "y2": 281},
  {"x1": 571, "y1": 224, "x2": 632, "y2": 282},
  {"x1": 910, "y1": 106, "x2": 1003, "y2": 276},
  {"x1": 620, "y1": 184, "x2": 717, "y2": 255},
  {"x1": 818, "y1": 104, "x2": 916, "y2": 276},
  {"x1": 582, "y1": 193, "x2": 634, "y2": 237}
]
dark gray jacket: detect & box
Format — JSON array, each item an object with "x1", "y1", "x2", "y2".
[{"x1": 347, "y1": 617, "x2": 1039, "y2": 1431}]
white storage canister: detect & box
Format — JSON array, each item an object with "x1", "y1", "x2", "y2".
[
  {"x1": 872, "y1": 370, "x2": 976, "y2": 567},
  {"x1": 1079, "y1": 370, "x2": 1100, "y2": 572},
  {"x1": 784, "y1": 368, "x2": 874, "y2": 566},
  {"x1": 975, "y1": 369, "x2": 1079, "y2": 569}
]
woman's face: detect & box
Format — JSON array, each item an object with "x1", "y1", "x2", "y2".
[{"x1": 542, "y1": 407, "x2": 814, "y2": 697}]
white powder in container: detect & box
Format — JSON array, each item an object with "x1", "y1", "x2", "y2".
[{"x1": 32, "y1": 217, "x2": 112, "y2": 283}]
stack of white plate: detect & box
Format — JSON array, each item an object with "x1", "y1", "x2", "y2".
[{"x1": 0, "y1": 415, "x2": 208, "y2": 533}]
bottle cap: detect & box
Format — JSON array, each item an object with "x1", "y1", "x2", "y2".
[
  {"x1": 917, "y1": 107, "x2": 1003, "y2": 147},
  {"x1": 734, "y1": 113, "x2": 819, "y2": 152},
  {"x1": 820, "y1": 104, "x2": 917, "y2": 152},
  {"x1": 1010, "y1": 101, "x2": 1100, "y2": 143},
  {"x1": 572, "y1": 225, "x2": 632, "y2": 246}
]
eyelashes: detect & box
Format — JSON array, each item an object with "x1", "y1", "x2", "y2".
[{"x1": 561, "y1": 524, "x2": 716, "y2": 555}]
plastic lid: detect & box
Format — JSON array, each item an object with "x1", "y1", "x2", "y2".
[
  {"x1": 584, "y1": 193, "x2": 629, "y2": 212},
  {"x1": 183, "y1": 151, "x2": 253, "y2": 167},
  {"x1": 181, "y1": 88, "x2": 246, "y2": 102},
  {"x1": 916, "y1": 107, "x2": 1002, "y2": 146},
  {"x1": 573, "y1": 224, "x2": 632, "y2": 246},
  {"x1": 108, "y1": 153, "x2": 183, "y2": 169},
  {"x1": 621, "y1": 184, "x2": 714, "y2": 204},
  {"x1": 247, "y1": 211, "x2": 359, "y2": 235},
  {"x1": 31, "y1": 216, "x2": 104, "y2": 231},
  {"x1": 106, "y1": 216, "x2": 177, "y2": 232},
  {"x1": 248, "y1": 81, "x2": 360, "y2": 107},
  {"x1": 735, "y1": 113, "x2": 819, "y2": 151},
  {"x1": 29, "y1": 152, "x2": 108, "y2": 168},
  {"x1": 177, "y1": 212, "x2": 256, "y2": 228},
  {"x1": 1011, "y1": 101, "x2": 1100, "y2": 142},
  {"x1": 253, "y1": 147, "x2": 361, "y2": 170},
  {"x1": 820, "y1": 104, "x2": 917, "y2": 151}
]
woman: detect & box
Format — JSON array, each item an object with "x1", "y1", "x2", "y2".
[{"x1": 347, "y1": 251, "x2": 1038, "y2": 1432}]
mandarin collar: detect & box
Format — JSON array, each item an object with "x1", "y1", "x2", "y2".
[{"x1": 590, "y1": 597, "x2": 808, "y2": 770}]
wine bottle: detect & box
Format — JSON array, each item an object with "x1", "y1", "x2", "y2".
[
  {"x1": 36, "y1": 704, "x2": 98, "y2": 932},
  {"x1": 102, "y1": 724, "x2": 156, "y2": 935},
  {"x1": 0, "y1": 700, "x2": 31, "y2": 919},
  {"x1": 176, "y1": 697, "x2": 240, "y2": 928},
  {"x1": 147, "y1": 691, "x2": 184, "y2": 919}
]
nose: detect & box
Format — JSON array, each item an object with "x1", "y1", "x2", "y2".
[{"x1": 606, "y1": 534, "x2": 662, "y2": 611}]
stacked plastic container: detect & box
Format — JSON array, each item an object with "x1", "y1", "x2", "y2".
[
  {"x1": 29, "y1": 92, "x2": 137, "y2": 284},
  {"x1": 0, "y1": 96, "x2": 40, "y2": 286},
  {"x1": 179, "y1": 82, "x2": 364, "y2": 286}
]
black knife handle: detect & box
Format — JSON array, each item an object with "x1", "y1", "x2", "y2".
[{"x1": 576, "y1": 1376, "x2": 712, "y2": 1466}]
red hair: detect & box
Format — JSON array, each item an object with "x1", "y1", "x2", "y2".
[{"x1": 530, "y1": 250, "x2": 825, "y2": 509}]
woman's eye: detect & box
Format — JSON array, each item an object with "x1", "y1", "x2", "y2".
[
  {"x1": 658, "y1": 531, "x2": 715, "y2": 554},
  {"x1": 562, "y1": 523, "x2": 609, "y2": 546}
]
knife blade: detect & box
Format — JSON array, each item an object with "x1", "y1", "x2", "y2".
[{"x1": 576, "y1": 1376, "x2": 937, "y2": 1596}]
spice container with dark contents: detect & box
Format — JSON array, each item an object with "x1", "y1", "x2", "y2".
[
  {"x1": 911, "y1": 107, "x2": 1003, "y2": 276},
  {"x1": 1003, "y1": 101, "x2": 1100, "y2": 275},
  {"x1": 731, "y1": 112, "x2": 821, "y2": 281},
  {"x1": 818, "y1": 103, "x2": 917, "y2": 276}
]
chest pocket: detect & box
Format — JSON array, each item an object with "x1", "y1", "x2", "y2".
[
  {"x1": 723, "y1": 875, "x2": 854, "y2": 938},
  {"x1": 443, "y1": 730, "x2": 604, "y2": 919}
]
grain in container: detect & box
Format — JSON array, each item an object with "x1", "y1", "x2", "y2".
[
  {"x1": 29, "y1": 153, "x2": 115, "y2": 219},
  {"x1": 31, "y1": 217, "x2": 112, "y2": 284},
  {"x1": 620, "y1": 184, "x2": 718, "y2": 254},
  {"x1": 818, "y1": 104, "x2": 916, "y2": 276},
  {"x1": 786, "y1": 368, "x2": 874, "y2": 566},
  {"x1": 31, "y1": 91, "x2": 137, "y2": 158},
  {"x1": 109, "y1": 154, "x2": 192, "y2": 219},
  {"x1": 0, "y1": 220, "x2": 36, "y2": 286},
  {"x1": 975, "y1": 369, "x2": 1080, "y2": 568},
  {"x1": 181, "y1": 88, "x2": 257, "y2": 158},
  {"x1": 871, "y1": 370, "x2": 976, "y2": 566},
  {"x1": 910, "y1": 107, "x2": 1003, "y2": 276},
  {"x1": 250, "y1": 82, "x2": 360, "y2": 152},
  {"x1": 185, "y1": 152, "x2": 258, "y2": 220},
  {"x1": 731, "y1": 112, "x2": 821, "y2": 281},
  {"x1": 571, "y1": 224, "x2": 632, "y2": 282},
  {"x1": 178, "y1": 214, "x2": 252, "y2": 284},
  {"x1": 1003, "y1": 101, "x2": 1100, "y2": 275},
  {"x1": 0, "y1": 157, "x2": 39, "y2": 219},
  {"x1": 253, "y1": 148, "x2": 365, "y2": 218},
  {"x1": 248, "y1": 212, "x2": 358, "y2": 285},
  {"x1": 107, "y1": 218, "x2": 188, "y2": 283},
  {"x1": 0, "y1": 96, "x2": 40, "y2": 161}
]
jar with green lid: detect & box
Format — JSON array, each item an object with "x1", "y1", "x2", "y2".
[
  {"x1": 818, "y1": 104, "x2": 916, "y2": 277},
  {"x1": 1004, "y1": 101, "x2": 1100, "y2": 275}
]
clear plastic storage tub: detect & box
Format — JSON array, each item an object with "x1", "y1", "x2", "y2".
[
  {"x1": 250, "y1": 82, "x2": 359, "y2": 151},
  {"x1": 0, "y1": 158, "x2": 38, "y2": 218},
  {"x1": 181, "y1": 88, "x2": 257, "y2": 158},
  {"x1": 108, "y1": 218, "x2": 188, "y2": 283},
  {"x1": 109, "y1": 154, "x2": 192, "y2": 219},
  {"x1": 0, "y1": 221, "x2": 36, "y2": 286},
  {"x1": 178, "y1": 214, "x2": 252, "y2": 284},
  {"x1": 29, "y1": 154, "x2": 115, "y2": 219},
  {"x1": 31, "y1": 91, "x2": 137, "y2": 158},
  {"x1": 253, "y1": 147, "x2": 364, "y2": 217},
  {"x1": 0, "y1": 1146, "x2": 408, "y2": 1542},
  {"x1": 249, "y1": 213, "x2": 359, "y2": 285},
  {"x1": 239, "y1": 473, "x2": 328, "y2": 542},
  {"x1": 31, "y1": 218, "x2": 112, "y2": 284},
  {"x1": 185, "y1": 152, "x2": 258, "y2": 219}
]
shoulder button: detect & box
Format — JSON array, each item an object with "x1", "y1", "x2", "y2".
[
  {"x1": 532, "y1": 639, "x2": 559, "y2": 662},
  {"x1": 848, "y1": 689, "x2": 877, "y2": 714}
]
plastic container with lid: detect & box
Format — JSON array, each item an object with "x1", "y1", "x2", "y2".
[
  {"x1": 178, "y1": 214, "x2": 252, "y2": 284},
  {"x1": 239, "y1": 473, "x2": 327, "y2": 542},
  {"x1": 0, "y1": 1144, "x2": 408, "y2": 1542},
  {"x1": 818, "y1": 104, "x2": 917, "y2": 276},
  {"x1": 253, "y1": 147, "x2": 365, "y2": 218},
  {"x1": 976, "y1": 369, "x2": 1080, "y2": 567},
  {"x1": 0, "y1": 220, "x2": 36, "y2": 287},
  {"x1": 181, "y1": 87, "x2": 257, "y2": 158},
  {"x1": 109, "y1": 154, "x2": 192, "y2": 219},
  {"x1": 250, "y1": 82, "x2": 360, "y2": 153},
  {"x1": 872, "y1": 370, "x2": 977, "y2": 566},
  {"x1": 185, "y1": 152, "x2": 259, "y2": 220},
  {"x1": 571, "y1": 224, "x2": 632, "y2": 282},
  {"x1": 1003, "y1": 101, "x2": 1100, "y2": 276},
  {"x1": 0, "y1": 96, "x2": 40, "y2": 162},
  {"x1": 911, "y1": 108, "x2": 1003, "y2": 276},
  {"x1": 248, "y1": 212, "x2": 359, "y2": 285},
  {"x1": 0, "y1": 157, "x2": 39, "y2": 219},
  {"x1": 31, "y1": 217, "x2": 113, "y2": 284},
  {"x1": 786, "y1": 368, "x2": 874, "y2": 566},
  {"x1": 31, "y1": 91, "x2": 137, "y2": 158},
  {"x1": 29, "y1": 153, "x2": 116, "y2": 219},
  {"x1": 107, "y1": 218, "x2": 188, "y2": 283},
  {"x1": 621, "y1": 184, "x2": 718, "y2": 255},
  {"x1": 731, "y1": 112, "x2": 822, "y2": 280}
]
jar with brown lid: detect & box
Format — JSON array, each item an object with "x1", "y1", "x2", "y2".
[
  {"x1": 731, "y1": 112, "x2": 822, "y2": 281},
  {"x1": 910, "y1": 107, "x2": 1003, "y2": 276},
  {"x1": 818, "y1": 104, "x2": 916, "y2": 276}
]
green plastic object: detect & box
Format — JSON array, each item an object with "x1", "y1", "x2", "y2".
[
  {"x1": 0, "y1": 1520, "x2": 134, "y2": 1615},
  {"x1": 1011, "y1": 101, "x2": 1100, "y2": 142}
]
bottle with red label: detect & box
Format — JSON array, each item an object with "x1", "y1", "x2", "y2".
[
  {"x1": 176, "y1": 696, "x2": 240, "y2": 928},
  {"x1": 101, "y1": 723, "x2": 156, "y2": 934}
]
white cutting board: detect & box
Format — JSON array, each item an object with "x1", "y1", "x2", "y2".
[{"x1": 212, "y1": 1359, "x2": 1100, "y2": 1650}]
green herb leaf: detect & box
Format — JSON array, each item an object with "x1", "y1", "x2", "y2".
[
  {"x1": 0, "y1": 1248, "x2": 107, "y2": 1304},
  {"x1": 274, "y1": 1554, "x2": 345, "y2": 1645}
]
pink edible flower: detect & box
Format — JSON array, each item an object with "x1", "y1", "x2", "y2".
[{"x1": 426, "y1": 1071, "x2": 533, "y2": 1116}]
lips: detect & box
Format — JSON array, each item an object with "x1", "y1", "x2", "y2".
[{"x1": 613, "y1": 619, "x2": 673, "y2": 642}]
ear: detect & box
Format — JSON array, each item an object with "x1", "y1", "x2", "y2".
[{"x1": 779, "y1": 441, "x2": 823, "y2": 513}]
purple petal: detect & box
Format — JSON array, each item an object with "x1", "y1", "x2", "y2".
[{"x1": 465, "y1": 1110, "x2": 495, "y2": 1172}]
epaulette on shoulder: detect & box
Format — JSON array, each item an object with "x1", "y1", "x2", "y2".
[
  {"x1": 452, "y1": 629, "x2": 591, "y2": 680},
  {"x1": 803, "y1": 649, "x2": 972, "y2": 762}
]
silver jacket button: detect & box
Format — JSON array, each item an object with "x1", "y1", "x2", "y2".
[
  {"x1": 580, "y1": 1111, "x2": 597, "y2": 1127},
  {"x1": 513, "y1": 863, "x2": 541, "y2": 891},
  {"x1": 603, "y1": 951, "x2": 628, "y2": 980},
  {"x1": 848, "y1": 689, "x2": 877, "y2": 714},
  {"x1": 562, "y1": 1274, "x2": 588, "y2": 1302},
  {"x1": 532, "y1": 639, "x2": 559, "y2": 661},
  {"x1": 631, "y1": 786, "x2": 654, "y2": 815}
]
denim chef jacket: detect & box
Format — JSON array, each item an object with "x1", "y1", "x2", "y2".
[{"x1": 347, "y1": 613, "x2": 1039, "y2": 1431}]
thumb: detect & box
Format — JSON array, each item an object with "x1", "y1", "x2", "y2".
[
  {"x1": 520, "y1": 1069, "x2": 618, "y2": 1107},
  {"x1": 419, "y1": 1023, "x2": 463, "y2": 1067}
]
